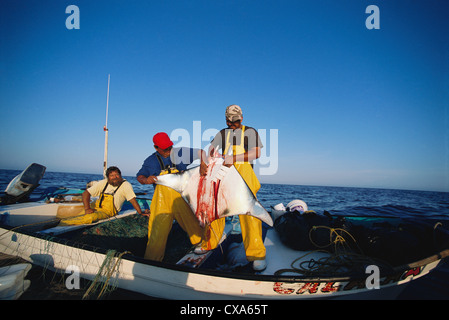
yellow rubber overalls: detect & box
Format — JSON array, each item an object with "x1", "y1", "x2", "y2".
[
  {"x1": 144, "y1": 157, "x2": 205, "y2": 261},
  {"x1": 59, "y1": 182, "x2": 123, "y2": 226},
  {"x1": 204, "y1": 126, "x2": 266, "y2": 261}
]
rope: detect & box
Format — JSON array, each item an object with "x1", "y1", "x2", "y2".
[
  {"x1": 275, "y1": 225, "x2": 393, "y2": 277},
  {"x1": 83, "y1": 250, "x2": 130, "y2": 300},
  {"x1": 309, "y1": 225, "x2": 363, "y2": 255}
]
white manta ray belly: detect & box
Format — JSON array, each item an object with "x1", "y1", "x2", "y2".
[{"x1": 155, "y1": 156, "x2": 273, "y2": 227}]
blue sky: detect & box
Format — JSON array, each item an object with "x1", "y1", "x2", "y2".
[{"x1": 1, "y1": 0, "x2": 448, "y2": 192}]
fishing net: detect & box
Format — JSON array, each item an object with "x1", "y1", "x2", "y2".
[
  {"x1": 0, "y1": 211, "x2": 195, "y2": 299},
  {"x1": 70, "y1": 215, "x2": 149, "y2": 257},
  {"x1": 68, "y1": 214, "x2": 192, "y2": 263},
  {"x1": 274, "y1": 210, "x2": 449, "y2": 277}
]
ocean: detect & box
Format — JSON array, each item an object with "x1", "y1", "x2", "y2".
[{"x1": 1, "y1": 169, "x2": 449, "y2": 299}]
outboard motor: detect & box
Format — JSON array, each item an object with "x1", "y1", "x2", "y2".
[{"x1": 0, "y1": 163, "x2": 46, "y2": 205}]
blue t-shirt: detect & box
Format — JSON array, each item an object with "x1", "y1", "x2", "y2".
[{"x1": 136, "y1": 147, "x2": 199, "y2": 178}]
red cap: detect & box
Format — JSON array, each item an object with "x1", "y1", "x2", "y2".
[{"x1": 153, "y1": 132, "x2": 173, "y2": 149}]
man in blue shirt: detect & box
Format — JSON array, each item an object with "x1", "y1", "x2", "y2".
[
  {"x1": 137, "y1": 143, "x2": 206, "y2": 184},
  {"x1": 136, "y1": 132, "x2": 208, "y2": 261}
]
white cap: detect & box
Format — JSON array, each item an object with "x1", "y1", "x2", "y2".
[{"x1": 286, "y1": 199, "x2": 308, "y2": 213}]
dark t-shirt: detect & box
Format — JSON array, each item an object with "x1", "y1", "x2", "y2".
[{"x1": 210, "y1": 126, "x2": 263, "y2": 164}]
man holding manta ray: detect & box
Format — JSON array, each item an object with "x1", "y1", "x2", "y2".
[{"x1": 137, "y1": 105, "x2": 268, "y2": 271}]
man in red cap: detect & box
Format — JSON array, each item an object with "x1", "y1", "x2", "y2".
[{"x1": 137, "y1": 132, "x2": 209, "y2": 261}]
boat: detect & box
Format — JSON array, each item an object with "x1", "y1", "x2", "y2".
[
  {"x1": 0, "y1": 263, "x2": 32, "y2": 300},
  {"x1": 0, "y1": 163, "x2": 46, "y2": 205},
  {"x1": 1, "y1": 193, "x2": 449, "y2": 300},
  {"x1": 2, "y1": 75, "x2": 448, "y2": 299}
]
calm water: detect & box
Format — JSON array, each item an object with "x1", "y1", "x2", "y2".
[{"x1": 1, "y1": 169, "x2": 449, "y2": 299}]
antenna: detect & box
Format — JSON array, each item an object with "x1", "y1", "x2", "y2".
[{"x1": 103, "y1": 74, "x2": 110, "y2": 178}]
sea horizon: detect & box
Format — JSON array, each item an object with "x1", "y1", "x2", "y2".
[{"x1": 1, "y1": 167, "x2": 447, "y2": 195}]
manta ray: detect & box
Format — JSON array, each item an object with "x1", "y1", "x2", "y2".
[{"x1": 155, "y1": 155, "x2": 273, "y2": 228}]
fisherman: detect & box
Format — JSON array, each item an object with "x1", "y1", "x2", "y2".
[
  {"x1": 136, "y1": 132, "x2": 211, "y2": 261},
  {"x1": 206, "y1": 104, "x2": 267, "y2": 271},
  {"x1": 59, "y1": 166, "x2": 149, "y2": 226}
]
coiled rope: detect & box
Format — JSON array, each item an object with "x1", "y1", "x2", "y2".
[{"x1": 275, "y1": 225, "x2": 393, "y2": 277}]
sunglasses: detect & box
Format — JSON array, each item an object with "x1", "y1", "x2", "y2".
[{"x1": 226, "y1": 118, "x2": 241, "y2": 124}]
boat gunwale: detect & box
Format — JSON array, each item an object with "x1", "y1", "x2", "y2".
[{"x1": 1, "y1": 222, "x2": 448, "y2": 285}]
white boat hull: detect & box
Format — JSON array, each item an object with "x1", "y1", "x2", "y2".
[{"x1": 0, "y1": 223, "x2": 446, "y2": 300}]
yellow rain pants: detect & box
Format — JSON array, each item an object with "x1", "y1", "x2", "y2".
[
  {"x1": 204, "y1": 126, "x2": 266, "y2": 261},
  {"x1": 59, "y1": 193, "x2": 116, "y2": 226},
  {"x1": 144, "y1": 170, "x2": 205, "y2": 261}
]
